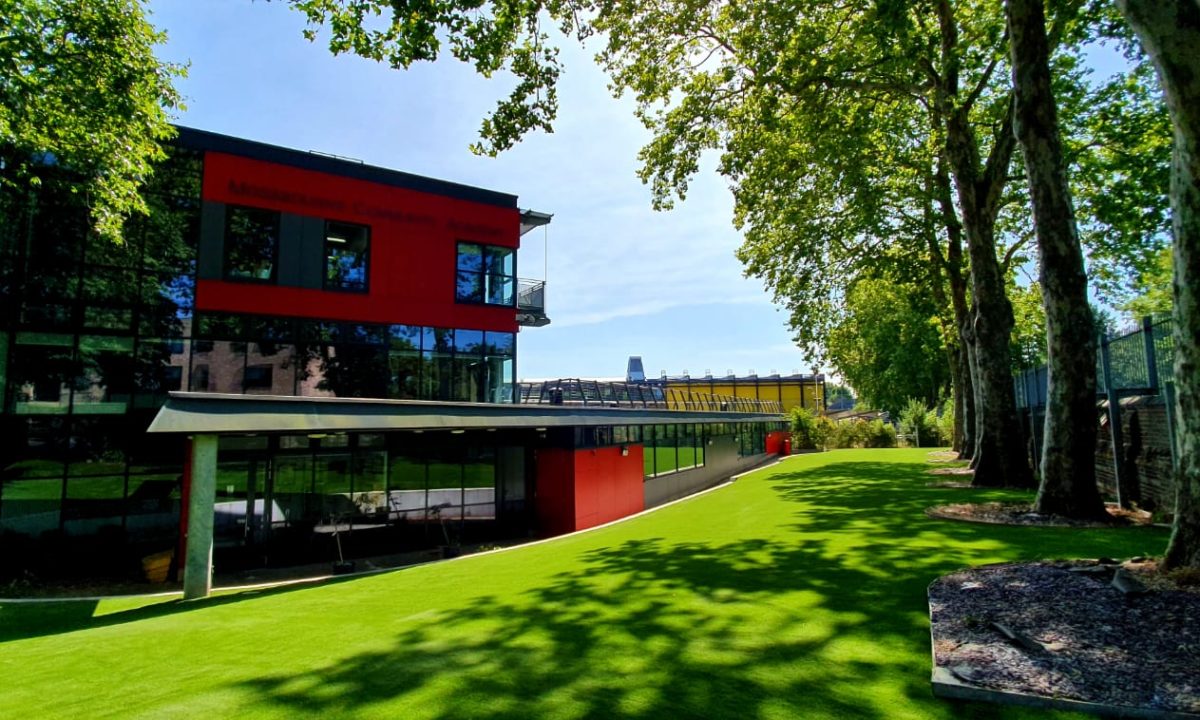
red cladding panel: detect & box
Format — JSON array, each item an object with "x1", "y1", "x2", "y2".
[
  {"x1": 766, "y1": 430, "x2": 789, "y2": 455},
  {"x1": 196, "y1": 152, "x2": 519, "y2": 331},
  {"x1": 535, "y1": 448, "x2": 577, "y2": 537},
  {"x1": 572, "y1": 446, "x2": 645, "y2": 531}
]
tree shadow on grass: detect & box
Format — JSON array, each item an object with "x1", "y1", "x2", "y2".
[
  {"x1": 235, "y1": 536, "x2": 1017, "y2": 719},
  {"x1": 231, "y1": 458, "x2": 1122, "y2": 720},
  {"x1": 0, "y1": 574, "x2": 365, "y2": 643},
  {"x1": 768, "y1": 462, "x2": 1168, "y2": 566}
]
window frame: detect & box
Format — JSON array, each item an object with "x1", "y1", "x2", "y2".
[{"x1": 455, "y1": 241, "x2": 516, "y2": 307}]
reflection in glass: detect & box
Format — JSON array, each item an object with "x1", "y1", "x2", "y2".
[
  {"x1": 388, "y1": 451, "x2": 426, "y2": 522},
  {"x1": 324, "y1": 221, "x2": 370, "y2": 291},
  {"x1": 389, "y1": 325, "x2": 421, "y2": 352},
  {"x1": 456, "y1": 243, "x2": 515, "y2": 306},
  {"x1": 351, "y1": 451, "x2": 388, "y2": 519},
  {"x1": 224, "y1": 206, "x2": 279, "y2": 282},
  {"x1": 0, "y1": 477, "x2": 63, "y2": 536},
  {"x1": 73, "y1": 335, "x2": 134, "y2": 413},
  {"x1": 10, "y1": 334, "x2": 73, "y2": 414},
  {"x1": 193, "y1": 340, "x2": 246, "y2": 394},
  {"x1": 62, "y1": 475, "x2": 125, "y2": 536},
  {"x1": 390, "y1": 350, "x2": 421, "y2": 399}
]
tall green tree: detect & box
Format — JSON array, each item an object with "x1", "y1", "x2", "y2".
[
  {"x1": 825, "y1": 276, "x2": 951, "y2": 416},
  {"x1": 287, "y1": 0, "x2": 1016, "y2": 471},
  {"x1": 1072, "y1": 60, "x2": 1172, "y2": 307},
  {"x1": 0, "y1": 0, "x2": 184, "y2": 240},
  {"x1": 1116, "y1": 0, "x2": 1200, "y2": 570},
  {"x1": 289, "y1": 0, "x2": 1159, "y2": 493},
  {"x1": 1006, "y1": 0, "x2": 1106, "y2": 518},
  {"x1": 1119, "y1": 246, "x2": 1172, "y2": 319}
]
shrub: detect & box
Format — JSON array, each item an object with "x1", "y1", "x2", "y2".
[
  {"x1": 830, "y1": 420, "x2": 863, "y2": 448},
  {"x1": 825, "y1": 418, "x2": 896, "y2": 449},
  {"x1": 923, "y1": 408, "x2": 942, "y2": 445},
  {"x1": 897, "y1": 398, "x2": 932, "y2": 447},
  {"x1": 935, "y1": 397, "x2": 956, "y2": 447},
  {"x1": 864, "y1": 419, "x2": 897, "y2": 448},
  {"x1": 788, "y1": 406, "x2": 820, "y2": 450},
  {"x1": 813, "y1": 416, "x2": 836, "y2": 450}
]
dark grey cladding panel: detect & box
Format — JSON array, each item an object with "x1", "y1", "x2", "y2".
[
  {"x1": 198, "y1": 201, "x2": 226, "y2": 280},
  {"x1": 298, "y1": 216, "x2": 325, "y2": 289},
  {"x1": 199, "y1": 204, "x2": 325, "y2": 289},
  {"x1": 275, "y1": 213, "x2": 305, "y2": 287}
]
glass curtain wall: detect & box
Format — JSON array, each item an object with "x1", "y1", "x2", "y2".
[
  {"x1": 1, "y1": 148, "x2": 199, "y2": 564},
  {"x1": 642, "y1": 423, "x2": 708, "y2": 478}
]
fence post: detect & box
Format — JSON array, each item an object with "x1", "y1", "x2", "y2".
[
  {"x1": 1100, "y1": 332, "x2": 1127, "y2": 508},
  {"x1": 1164, "y1": 381, "x2": 1179, "y2": 472},
  {"x1": 1142, "y1": 315, "x2": 1159, "y2": 393},
  {"x1": 1023, "y1": 370, "x2": 1040, "y2": 470}
]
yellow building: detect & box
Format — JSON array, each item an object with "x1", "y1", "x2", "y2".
[{"x1": 654, "y1": 372, "x2": 826, "y2": 414}]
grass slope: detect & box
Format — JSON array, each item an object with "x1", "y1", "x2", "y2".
[{"x1": 0, "y1": 449, "x2": 1168, "y2": 719}]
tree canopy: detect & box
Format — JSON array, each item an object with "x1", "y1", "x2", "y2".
[
  {"x1": 825, "y1": 275, "x2": 950, "y2": 416},
  {"x1": 0, "y1": 0, "x2": 184, "y2": 240}
]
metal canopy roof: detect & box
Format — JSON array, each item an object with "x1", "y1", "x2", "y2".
[
  {"x1": 147, "y1": 393, "x2": 782, "y2": 435},
  {"x1": 519, "y1": 209, "x2": 553, "y2": 236}
]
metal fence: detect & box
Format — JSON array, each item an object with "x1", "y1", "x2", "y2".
[
  {"x1": 1015, "y1": 315, "x2": 1174, "y2": 410},
  {"x1": 1012, "y1": 315, "x2": 1178, "y2": 500}
]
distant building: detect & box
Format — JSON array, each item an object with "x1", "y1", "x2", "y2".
[{"x1": 641, "y1": 364, "x2": 826, "y2": 414}]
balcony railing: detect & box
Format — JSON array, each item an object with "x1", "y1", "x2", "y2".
[
  {"x1": 516, "y1": 379, "x2": 783, "y2": 414},
  {"x1": 516, "y1": 279, "x2": 549, "y2": 327}
]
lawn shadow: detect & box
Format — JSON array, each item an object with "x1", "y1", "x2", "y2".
[
  {"x1": 236, "y1": 535, "x2": 1023, "y2": 718},
  {"x1": 229, "y1": 459, "x2": 1117, "y2": 718},
  {"x1": 0, "y1": 574, "x2": 365, "y2": 643}
]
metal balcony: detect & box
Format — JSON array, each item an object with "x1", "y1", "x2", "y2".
[{"x1": 516, "y1": 278, "x2": 550, "y2": 327}]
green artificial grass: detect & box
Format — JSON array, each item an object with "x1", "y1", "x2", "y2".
[{"x1": 0, "y1": 449, "x2": 1168, "y2": 719}]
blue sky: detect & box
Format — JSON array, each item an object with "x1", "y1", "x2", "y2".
[{"x1": 147, "y1": 0, "x2": 807, "y2": 381}]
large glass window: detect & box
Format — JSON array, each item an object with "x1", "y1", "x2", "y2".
[
  {"x1": 72, "y1": 335, "x2": 134, "y2": 414},
  {"x1": 324, "y1": 221, "x2": 370, "y2": 292},
  {"x1": 9, "y1": 332, "x2": 73, "y2": 414},
  {"x1": 0, "y1": 418, "x2": 66, "y2": 538},
  {"x1": 389, "y1": 326, "x2": 422, "y2": 400},
  {"x1": 224, "y1": 206, "x2": 280, "y2": 282},
  {"x1": 456, "y1": 242, "x2": 515, "y2": 306}
]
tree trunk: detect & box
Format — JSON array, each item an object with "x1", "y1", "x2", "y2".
[
  {"x1": 1006, "y1": 0, "x2": 1106, "y2": 518},
  {"x1": 933, "y1": 0, "x2": 1031, "y2": 487},
  {"x1": 941, "y1": 107, "x2": 1034, "y2": 488},
  {"x1": 934, "y1": 153, "x2": 976, "y2": 458},
  {"x1": 1118, "y1": 0, "x2": 1200, "y2": 569},
  {"x1": 958, "y1": 342, "x2": 976, "y2": 457},
  {"x1": 966, "y1": 249, "x2": 1033, "y2": 488}
]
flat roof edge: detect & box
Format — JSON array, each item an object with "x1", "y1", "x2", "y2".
[
  {"x1": 147, "y1": 393, "x2": 783, "y2": 435},
  {"x1": 173, "y1": 126, "x2": 519, "y2": 209}
]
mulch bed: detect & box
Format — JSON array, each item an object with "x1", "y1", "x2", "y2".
[
  {"x1": 928, "y1": 466, "x2": 974, "y2": 476},
  {"x1": 926, "y1": 502, "x2": 1154, "y2": 528},
  {"x1": 929, "y1": 560, "x2": 1200, "y2": 715}
]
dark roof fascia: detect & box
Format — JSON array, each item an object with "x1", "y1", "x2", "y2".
[
  {"x1": 148, "y1": 392, "x2": 783, "y2": 435},
  {"x1": 651, "y1": 374, "x2": 825, "y2": 383},
  {"x1": 173, "y1": 126, "x2": 518, "y2": 210}
]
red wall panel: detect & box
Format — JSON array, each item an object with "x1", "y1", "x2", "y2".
[
  {"x1": 766, "y1": 430, "x2": 790, "y2": 455},
  {"x1": 535, "y1": 448, "x2": 576, "y2": 537},
  {"x1": 196, "y1": 152, "x2": 520, "y2": 331},
  {"x1": 572, "y1": 446, "x2": 645, "y2": 531}
]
